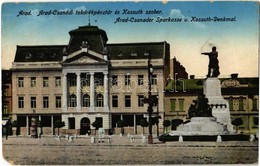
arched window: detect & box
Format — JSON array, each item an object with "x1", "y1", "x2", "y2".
[
  {"x1": 69, "y1": 94, "x2": 77, "y2": 107},
  {"x1": 83, "y1": 94, "x2": 90, "y2": 107},
  {"x1": 96, "y1": 94, "x2": 104, "y2": 107}
]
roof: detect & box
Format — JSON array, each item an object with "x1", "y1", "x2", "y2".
[
  {"x1": 107, "y1": 42, "x2": 167, "y2": 60},
  {"x1": 14, "y1": 45, "x2": 66, "y2": 62},
  {"x1": 165, "y1": 77, "x2": 259, "y2": 94}
]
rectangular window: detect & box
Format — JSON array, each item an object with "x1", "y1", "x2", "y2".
[
  {"x1": 252, "y1": 99, "x2": 258, "y2": 111},
  {"x1": 138, "y1": 95, "x2": 144, "y2": 107},
  {"x1": 43, "y1": 77, "x2": 49, "y2": 87},
  {"x1": 95, "y1": 73, "x2": 104, "y2": 86},
  {"x1": 18, "y1": 97, "x2": 24, "y2": 108},
  {"x1": 151, "y1": 74, "x2": 157, "y2": 85},
  {"x1": 125, "y1": 95, "x2": 131, "y2": 107},
  {"x1": 179, "y1": 99, "x2": 184, "y2": 112},
  {"x1": 3, "y1": 104, "x2": 8, "y2": 115},
  {"x1": 18, "y1": 77, "x2": 24, "y2": 87},
  {"x1": 239, "y1": 98, "x2": 244, "y2": 111},
  {"x1": 112, "y1": 75, "x2": 118, "y2": 86},
  {"x1": 68, "y1": 118, "x2": 75, "y2": 129},
  {"x1": 229, "y1": 99, "x2": 234, "y2": 111},
  {"x1": 138, "y1": 75, "x2": 144, "y2": 85},
  {"x1": 55, "y1": 77, "x2": 61, "y2": 87},
  {"x1": 112, "y1": 95, "x2": 118, "y2": 107},
  {"x1": 96, "y1": 117, "x2": 103, "y2": 128},
  {"x1": 31, "y1": 97, "x2": 36, "y2": 108},
  {"x1": 125, "y1": 74, "x2": 131, "y2": 85},
  {"x1": 81, "y1": 74, "x2": 90, "y2": 86},
  {"x1": 56, "y1": 96, "x2": 61, "y2": 108},
  {"x1": 170, "y1": 99, "x2": 176, "y2": 112},
  {"x1": 68, "y1": 76, "x2": 76, "y2": 86},
  {"x1": 31, "y1": 77, "x2": 36, "y2": 87},
  {"x1": 43, "y1": 96, "x2": 49, "y2": 108}
]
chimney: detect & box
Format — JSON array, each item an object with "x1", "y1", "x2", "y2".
[{"x1": 231, "y1": 73, "x2": 238, "y2": 79}]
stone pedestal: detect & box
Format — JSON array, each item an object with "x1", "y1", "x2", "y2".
[
  {"x1": 170, "y1": 77, "x2": 235, "y2": 136},
  {"x1": 203, "y1": 78, "x2": 235, "y2": 133}
]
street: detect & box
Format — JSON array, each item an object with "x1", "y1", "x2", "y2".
[{"x1": 2, "y1": 135, "x2": 258, "y2": 165}]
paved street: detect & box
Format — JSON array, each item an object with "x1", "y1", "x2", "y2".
[{"x1": 2, "y1": 135, "x2": 258, "y2": 165}]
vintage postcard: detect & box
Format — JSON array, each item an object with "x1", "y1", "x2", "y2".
[{"x1": 1, "y1": 1, "x2": 259, "y2": 165}]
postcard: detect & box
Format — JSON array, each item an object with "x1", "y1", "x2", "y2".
[{"x1": 1, "y1": 1, "x2": 259, "y2": 165}]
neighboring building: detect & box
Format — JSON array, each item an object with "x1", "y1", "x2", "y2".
[
  {"x1": 2, "y1": 70, "x2": 12, "y2": 119},
  {"x1": 164, "y1": 74, "x2": 259, "y2": 134},
  {"x1": 11, "y1": 25, "x2": 170, "y2": 135},
  {"x1": 169, "y1": 57, "x2": 188, "y2": 80}
]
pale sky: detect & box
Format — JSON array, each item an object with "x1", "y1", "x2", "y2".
[{"x1": 1, "y1": 1, "x2": 259, "y2": 77}]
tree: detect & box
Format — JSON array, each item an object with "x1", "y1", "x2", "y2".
[
  {"x1": 54, "y1": 120, "x2": 65, "y2": 135},
  {"x1": 139, "y1": 118, "x2": 149, "y2": 135},
  {"x1": 163, "y1": 120, "x2": 171, "y2": 133},
  {"x1": 117, "y1": 119, "x2": 125, "y2": 135},
  {"x1": 231, "y1": 118, "x2": 243, "y2": 133},
  {"x1": 92, "y1": 119, "x2": 103, "y2": 135}
]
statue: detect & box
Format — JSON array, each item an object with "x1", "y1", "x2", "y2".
[
  {"x1": 201, "y1": 46, "x2": 220, "y2": 78},
  {"x1": 187, "y1": 93, "x2": 212, "y2": 119}
]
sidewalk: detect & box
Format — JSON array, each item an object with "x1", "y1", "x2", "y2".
[{"x1": 2, "y1": 134, "x2": 258, "y2": 147}]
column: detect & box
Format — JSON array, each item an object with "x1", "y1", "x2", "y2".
[
  {"x1": 134, "y1": 114, "x2": 136, "y2": 135},
  {"x1": 51, "y1": 115, "x2": 53, "y2": 135},
  {"x1": 90, "y1": 72, "x2": 95, "y2": 112},
  {"x1": 38, "y1": 116, "x2": 41, "y2": 135},
  {"x1": 103, "y1": 72, "x2": 109, "y2": 112},
  {"x1": 26, "y1": 115, "x2": 29, "y2": 135},
  {"x1": 76, "y1": 72, "x2": 81, "y2": 112},
  {"x1": 62, "y1": 73, "x2": 68, "y2": 112}
]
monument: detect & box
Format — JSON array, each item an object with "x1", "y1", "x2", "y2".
[{"x1": 169, "y1": 46, "x2": 235, "y2": 136}]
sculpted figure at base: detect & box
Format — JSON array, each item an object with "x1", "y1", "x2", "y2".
[{"x1": 201, "y1": 46, "x2": 220, "y2": 78}]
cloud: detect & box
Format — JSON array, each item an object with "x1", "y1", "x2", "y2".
[{"x1": 170, "y1": 9, "x2": 206, "y2": 29}]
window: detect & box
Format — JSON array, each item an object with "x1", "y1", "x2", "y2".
[
  {"x1": 31, "y1": 97, "x2": 36, "y2": 108},
  {"x1": 229, "y1": 98, "x2": 234, "y2": 111},
  {"x1": 83, "y1": 94, "x2": 90, "y2": 107},
  {"x1": 151, "y1": 74, "x2": 157, "y2": 85},
  {"x1": 81, "y1": 74, "x2": 90, "y2": 86},
  {"x1": 68, "y1": 76, "x2": 76, "y2": 86},
  {"x1": 138, "y1": 95, "x2": 144, "y2": 107},
  {"x1": 138, "y1": 75, "x2": 144, "y2": 85},
  {"x1": 252, "y1": 98, "x2": 258, "y2": 111},
  {"x1": 96, "y1": 94, "x2": 104, "y2": 107},
  {"x1": 125, "y1": 95, "x2": 131, "y2": 107},
  {"x1": 69, "y1": 95, "x2": 77, "y2": 107},
  {"x1": 3, "y1": 104, "x2": 8, "y2": 115},
  {"x1": 43, "y1": 77, "x2": 49, "y2": 87},
  {"x1": 125, "y1": 74, "x2": 131, "y2": 85},
  {"x1": 18, "y1": 97, "x2": 24, "y2": 108},
  {"x1": 18, "y1": 77, "x2": 24, "y2": 87},
  {"x1": 112, "y1": 95, "x2": 118, "y2": 107},
  {"x1": 43, "y1": 96, "x2": 49, "y2": 108},
  {"x1": 95, "y1": 117, "x2": 103, "y2": 128},
  {"x1": 31, "y1": 77, "x2": 36, "y2": 87},
  {"x1": 56, "y1": 96, "x2": 61, "y2": 108},
  {"x1": 95, "y1": 73, "x2": 104, "y2": 86},
  {"x1": 152, "y1": 95, "x2": 158, "y2": 107},
  {"x1": 170, "y1": 99, "x2": 176, "y2": 112},
  {"x1": 179, "y1": 99, "x2": 184, "y2": 111},
  {"x1": 112, "y1": 75, "x2": 118, "y2": 86},
  {"x1": 55, "y1": 77, "x2": 61, "y2": 87},
  {"x1": 238, "y1": 97, "x2": 244, "y2": 111},
  {"x1": 68, "y1": 118, "x2": 75, "y2": 129},
  {"x1": 3, "y1": 89, "x2": 7, "y2": 96}
]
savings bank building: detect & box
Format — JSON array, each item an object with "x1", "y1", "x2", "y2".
[{"x1": 11, "y1": 25, "x2": 170, "y2": 136}]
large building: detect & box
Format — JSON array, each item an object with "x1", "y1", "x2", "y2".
[
  {"x1": 164, "y1": 74, "x2": 259, "y2": 134},
  {"x1": 11, "y1": 25, "x2": 170, "y2": 135},
  {"x1": 2, "y1": 70, "x2": 12, "y2": 119}
]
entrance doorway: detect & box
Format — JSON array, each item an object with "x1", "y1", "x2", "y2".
[{"x1": 80, "y1": 118, "x2": 91, "y2": 135}]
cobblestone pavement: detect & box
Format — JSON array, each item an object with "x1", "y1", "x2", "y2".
[{"x1": 2, "y1": 135, "x2": 259, "y2": 165}]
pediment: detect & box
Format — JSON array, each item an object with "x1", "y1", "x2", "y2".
[{"x1": 63, "y1": 49, "x2": 106, "y2": 64}]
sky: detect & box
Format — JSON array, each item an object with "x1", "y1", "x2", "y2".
[{"x1": 1, "y1": 1, "x2": 259, "y2": 78}]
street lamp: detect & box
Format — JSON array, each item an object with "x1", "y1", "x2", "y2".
[{"x1": 146, "y1": 51, "x2": 154, "y2": 144}]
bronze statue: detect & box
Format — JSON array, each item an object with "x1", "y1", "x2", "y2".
[{"x1": 201, "y1": 46, "x2": 220, "y2": 77}]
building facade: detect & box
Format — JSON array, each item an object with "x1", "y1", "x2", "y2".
[
  {"x1": 2, "y1": 70, "x2": 12, "y2": 119},
  {"x1": 11, "y1": 25, "x2": 170, "y2": 135},
  {"x1": 164, "y1": 74, "x2": 259, "y2": 134}
]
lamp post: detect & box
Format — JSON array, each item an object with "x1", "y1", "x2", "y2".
[{"x1": 145, "y1": 52, "x2": 154, "y2": 144}]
